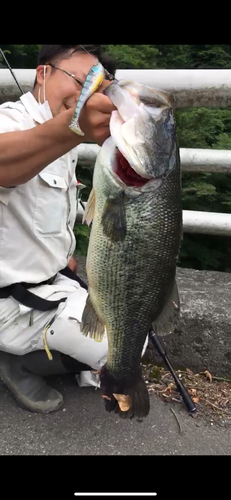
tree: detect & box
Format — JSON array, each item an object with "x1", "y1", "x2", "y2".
[
  {"x1": 155, "y1": 45, "x2": 192, "y2": 68},
  {"x1": 189, "y1": 45, "x2": 231, "y2": 69},
  {"x1": 0, "y1": 45, "x2": 41, "y2": 68},
  {"x1": 103, "y1": 45, "x2": 159, "y2": 69}
]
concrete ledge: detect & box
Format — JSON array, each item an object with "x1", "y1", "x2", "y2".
[{"x1": 75, "y1": 255, "x2": 231, "y2": 378}]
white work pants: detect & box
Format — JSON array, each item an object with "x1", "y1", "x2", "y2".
[
  {"x1": 0, "y1": 273, "x2": 109, "y2": 386},
  {"x1": 0, "y1": 272, "x2": 148, "y2": 387}
]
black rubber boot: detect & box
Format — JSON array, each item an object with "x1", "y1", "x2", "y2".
[
  {"x1": 19, "y1": 350, "x2": 92, "y2": 377},
  {"x1": 0, "y1": 351, "x2": 63, "y2": 413}
]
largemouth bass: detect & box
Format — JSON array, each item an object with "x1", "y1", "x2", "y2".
[{"x1": 81, "y1": 80, "x2": 182, "y2": 419}]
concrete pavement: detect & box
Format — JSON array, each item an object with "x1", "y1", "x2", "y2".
[{"x1": 1, "y1": 373, "x2": 230, "y2": 456}]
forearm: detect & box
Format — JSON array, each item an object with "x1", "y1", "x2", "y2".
[{"x1": 0, "y1": 110, "x2": 82, "y2": 187}]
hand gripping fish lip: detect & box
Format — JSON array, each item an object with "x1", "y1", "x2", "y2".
[{"x1": 69, "y1": 61, "x2": 105, "y2": 136}]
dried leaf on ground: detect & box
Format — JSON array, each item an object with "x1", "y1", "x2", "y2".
[
  {"x1": 201, "y1": 370, "x2": 213, "y2": 383},
  {"x1": 188, "y1": 388, "x2": 197, "y2": 396},
  {"x1": 142, "y1": 362, "x2": 231, "y2": 427}
]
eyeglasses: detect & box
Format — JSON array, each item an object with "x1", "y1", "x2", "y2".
[
  {"x1": 47, "y1": 63, "x2": 84, "y2": 87},
  {"x1": 47, "y1": 63, "x2": 116, "y2": 87}
]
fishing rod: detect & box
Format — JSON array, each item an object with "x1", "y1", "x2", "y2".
[
  {"x1": 0, "y1": 47, "x2": 24, "y2": 95},
  {"x1": 149, "y1": 328, "x2": 196, "y2": 413}
]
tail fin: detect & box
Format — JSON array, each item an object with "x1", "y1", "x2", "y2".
[
  {"x1": 100, "y1": 366, "x2": 150, "y2": 419},
  {"x1": 69, "y1": 119, "x2": 84, "y2": 136}
]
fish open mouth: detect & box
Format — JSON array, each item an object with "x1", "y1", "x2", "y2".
[{"x1": 115, "y1": 148, "x2": 149, "y2": 187}]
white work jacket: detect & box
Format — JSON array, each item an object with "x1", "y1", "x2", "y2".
[{"x1": 0, "y1": 92, "x2": 79, "y2": 287}]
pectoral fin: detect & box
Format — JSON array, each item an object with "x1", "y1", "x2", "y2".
[
  {"x1": 82, "y1": 188, "x2": 96, "y2": 226},
  {"x1": 81, "y1": 294, "x2": 105, "y2": 342},
  {"x1": 101, "y1": 191, "x2": 127, "y2": 242},
  {"x1": 152, "y1": 279, "x2": 180, "y2": 336}
]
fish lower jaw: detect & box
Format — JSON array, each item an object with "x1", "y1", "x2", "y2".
[{"x1": 113, "y1": 148, "x2": 150, "y2": 188}]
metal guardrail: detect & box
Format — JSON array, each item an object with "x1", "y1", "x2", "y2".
[{"x1": 1, "y1": 68, "x2": 231, "y2": 236}]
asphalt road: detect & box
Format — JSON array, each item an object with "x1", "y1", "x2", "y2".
[{"x1": 1, "y1": 373, "x2": 230, "y2": 456}]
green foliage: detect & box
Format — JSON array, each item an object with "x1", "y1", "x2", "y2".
[
  {"x1": 0, "y1": 45, "x2": 41, "y2": 68},
  {"x1": 155, "y1": 45, "x2": 192, "y2": 69},
  {"x1": 189, "y1": 45, "x2": 231, "y2": 69},
  {"x1": 214, "y1": 133, "x2": 231, "y2": 150},
  {"x1": 104, "y1": 44, "x2": 231, "y2": 70},
  {"x1": 103, "y1": 45, "x2": 159, "y2": 69},
  {"x1": 76, "y1": 164, "x2": 93, "y2": 202},
  {"x1": 178, "y1": 234, "x2": 226, "y2": 270},
  {"x1": 176, "y1": 108, "x2": 231, "y2": 149},
  {"x1": 73, "y1": 222, "x2": 91, "y2": 256}
]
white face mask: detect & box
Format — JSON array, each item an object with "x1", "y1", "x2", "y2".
[{"x1": 38, "y1": 65, "x2": 53, "y2": 121}]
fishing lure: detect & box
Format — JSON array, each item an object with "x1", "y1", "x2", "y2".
[{"x1": 69, "y1": 61, "x2": 105, "y2": 136}]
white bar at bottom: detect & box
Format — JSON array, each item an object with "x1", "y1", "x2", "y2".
[{"x1": 74, "y1": 494, "x2": 157, "y2": 497}]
